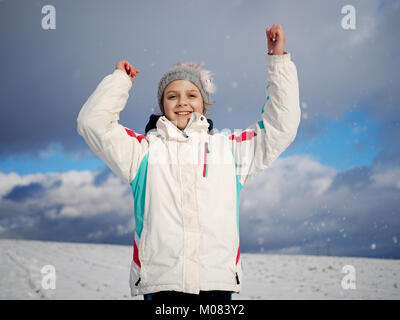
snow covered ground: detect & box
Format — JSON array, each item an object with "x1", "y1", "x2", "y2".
[{"x1": 0, "y1": 239, "x2": 398, "y2": 300}]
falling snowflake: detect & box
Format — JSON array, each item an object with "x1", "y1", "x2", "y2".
[{"x1": 371, "y1": 243, "x2": 376, "y2": 250}]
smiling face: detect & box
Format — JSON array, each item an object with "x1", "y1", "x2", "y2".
[{"x1": 162, "y1": 80, "x2": 204, "y2": 130}]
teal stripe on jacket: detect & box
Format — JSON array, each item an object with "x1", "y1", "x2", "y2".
[{"x1": 130, "y1": 152, "x2": 149, "y2": 238}]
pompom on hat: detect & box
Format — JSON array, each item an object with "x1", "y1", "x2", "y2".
[{"x1": 157, "y1": 61, "x2": 216, "y2": 114}]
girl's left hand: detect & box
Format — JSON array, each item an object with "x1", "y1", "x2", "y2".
[{"x1": 266, "y1": 24, "x2": 286, "y2": 55}]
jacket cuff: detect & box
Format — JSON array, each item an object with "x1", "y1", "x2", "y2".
[
  {"x1": 265, "y1": 51, "x2": 291, "y2": 67},
  {"x1": 113, "y1": 69, "x2": 133, "y2": 88}
]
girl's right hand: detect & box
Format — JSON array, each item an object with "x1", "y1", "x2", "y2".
[{"x1": 116, "y1": 60, "x2": 140, "y2": 84}]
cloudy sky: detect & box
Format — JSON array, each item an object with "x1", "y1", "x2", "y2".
[{"x1": 1, "y1": 0, "x2": 399, "y2": 259}]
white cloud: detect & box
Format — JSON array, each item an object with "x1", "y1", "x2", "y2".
[
  {"x1": 239, "y1": 154, "x2": 400, "y2": 257},
  {"x1": 0, "y1": 169, "x2": 132, "y2": 220},
  {"x1": 370, "y1": 169, "x2": 400, "y2": 189},
  {"x1": 0, "y1": 172, "x2": 45, "y2": 198},
  {"x1": 1, "y1": 153, "x2": 399, "y2": 257}
]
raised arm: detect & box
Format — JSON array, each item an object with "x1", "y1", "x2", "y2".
[
  {"x1": 231, "y1": 25, "x2": 301, "y2": 187},
  {"x1": 77, "y1": 61, "x2": 148, "y2": 185}
]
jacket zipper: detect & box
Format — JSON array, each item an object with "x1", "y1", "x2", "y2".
[
  {"x1": 135, "y1": 277, "x2": 141, "y2": 286},
  {"x1": 235, "y1": 272, "x2": 240, "y2": 285},
  {"x1": 202, "y1": 142, "x2": 209, "y2": 178}
]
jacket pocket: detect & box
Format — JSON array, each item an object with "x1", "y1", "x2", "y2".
[
  {"x1": 134, "y1": 277, "x2": 141, "y2": 287},
  {"x1": 229, "y1": 230, "x2": 240, "y2": 285},
  {"x1": 136, "y1": 219, "x2": 149, "y2": 287},
  {"x1": 235, "y1": 272, "x2": 240, "y2": 285}
]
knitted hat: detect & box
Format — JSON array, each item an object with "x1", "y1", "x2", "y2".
[{"x1": 157, "y1": 62, "x2": 216, "y2": 114}]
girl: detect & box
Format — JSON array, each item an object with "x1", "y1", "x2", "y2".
[{"x1": 77, "y1": 24, "x2": 300, "y2": 301}]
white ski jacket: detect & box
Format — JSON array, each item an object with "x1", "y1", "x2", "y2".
[{"x1": 77, "y1": 52, "x2": 301, "y2": 296}]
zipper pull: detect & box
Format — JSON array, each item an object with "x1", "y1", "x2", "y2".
[
  {"x1": 235, "y1": 273, "x2": 240, "y2": 285},
  {"x1": 205, "y1": 142, "x2": 210, "y2": 153},
  {"x1": 135, "y1": 277, "x2": 141, "y2": 286}
]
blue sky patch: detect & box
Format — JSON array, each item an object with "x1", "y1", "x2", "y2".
[{"x1": 284, "y1": 109, "x2": 381, "y2": 170}]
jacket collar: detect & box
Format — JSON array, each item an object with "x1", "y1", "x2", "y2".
[{"x1": 145, "y1": 112, "x2": 213, "y2": 141}]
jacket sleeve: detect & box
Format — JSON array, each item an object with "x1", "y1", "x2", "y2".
[
  {"x1": 77, "y1": 69, "x2": 149, "y2": 185},
  {"x1": 231, "y1": 52, "x2": 301, "y2": 187}
]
